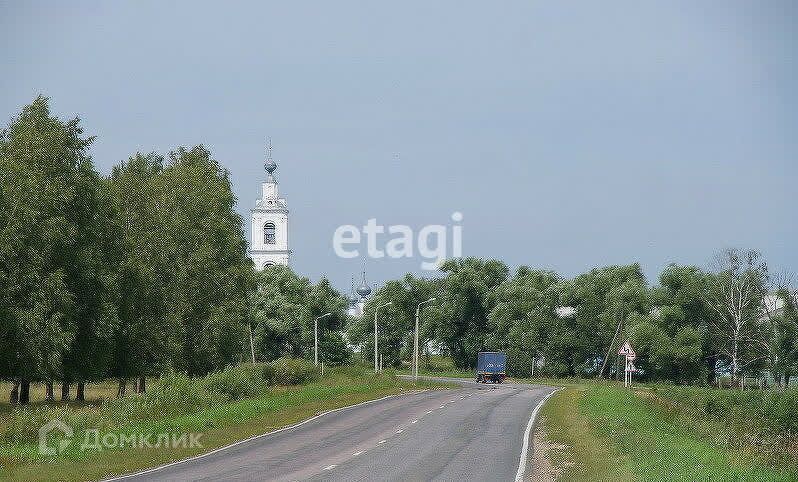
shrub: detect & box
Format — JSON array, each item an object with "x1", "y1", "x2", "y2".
[
  {"x1": 202, "y1": 364, "x2": 268, "y2": 401},
  {"x1": 650, "y1": 385, "x2": 798, "y2": 464},
  {"x1": 103, "y1": 372, "x2": 221, "y2": 420},
  {"x1": 268, "y1": 358, "x2": 318, "y2": 385}
]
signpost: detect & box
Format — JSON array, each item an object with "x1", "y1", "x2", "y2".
[{"x1": 618, "y1": 340, "x2": 637, "y2": 388}]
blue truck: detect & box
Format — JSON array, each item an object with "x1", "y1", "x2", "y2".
[{"x1": 475, "y1": 351, "x2": 507, "y2": 383}]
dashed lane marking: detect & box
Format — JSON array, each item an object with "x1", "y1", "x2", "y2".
[
  {"x1": 396, "y1": 429, "x2": 403, "y2": 434},
  {"x1": 378, "y1": 440, "x2": 387, "y2": 444},
  {"x1": 411, "y1": 420, "x2": 418, "y2": 424},
  {"x1": 323, "y1": 465, "x2": 336, "y2": 471},
  {"x1": 352, "y1": 451, "x2": 363, "y2": 457}
]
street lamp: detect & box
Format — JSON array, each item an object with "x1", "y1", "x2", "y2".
[
  {"x1": 374, "y1": 301, "x2": 393, "y2": 373},
  {"x1": 413, "y1": 298, "x2": 436, "y2": 381},
  {"x1": 314, "y1": 312, "x2": 332, "y2": 366}
]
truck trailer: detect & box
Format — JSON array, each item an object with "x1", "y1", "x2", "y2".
[{"x1": 475, "y1": 351, "x2": 507, "y2": 383}]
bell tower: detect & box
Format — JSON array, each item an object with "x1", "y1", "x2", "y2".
[{"x1": 250, "y1": 143, "x2": 291, "y2": 270}]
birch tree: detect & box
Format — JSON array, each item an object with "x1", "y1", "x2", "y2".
[{"x1": 705, "y1": 249, "x2": 768, "y2": 388}]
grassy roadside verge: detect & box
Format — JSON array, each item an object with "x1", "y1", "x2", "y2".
[
  {"x1": 536, "y1": 382, "x2": 797, "y2": 481},
  {"x1": 537, "y1": 385, "x2": 633, "y2": 480},
  {"x1": 1, "y1": 368, "x2": 447, "y2": 482}
]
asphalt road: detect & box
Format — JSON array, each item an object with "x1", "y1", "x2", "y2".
[{"x1": 110, "y1": 378, "x2": 556, "y2": 482}]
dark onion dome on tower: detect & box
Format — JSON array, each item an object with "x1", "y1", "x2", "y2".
[
  {"x1": 348, "y1": 293, "x2": 360, "y2": 306},
  {"x1": 356, "y1": 283, "x2": 371, "y2": 298},
  {"x1": 356, "y1": 271, "x2": 372, "y2": 298},
  {"x1": 265, "y1": 159, "x2": 277, "y2": 174}
]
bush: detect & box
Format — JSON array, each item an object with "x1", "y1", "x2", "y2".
[
  {"x1": 202, "y1": 364, "x2": 268, "y2": 401},
  {"x1": 650, "y1": 385, "x2": 798, "y2": 463},
  {"x1": 1, "y1": 360, "x2": 319, "y2": 449},
  {"x1": 268, "y1": 358, "x2": 318, "y2": 385},
  {"x1": 103, "y1": 372, "x2": 221, "y2": 420}
]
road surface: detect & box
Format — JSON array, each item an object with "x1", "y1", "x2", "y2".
[{"x1": 109, "y1": 378, "x2": 557, "y2": 482}]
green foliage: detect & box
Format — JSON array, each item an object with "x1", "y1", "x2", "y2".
[
  {"x1": 250, "y1": 265, "x2": 349, "y2": 363},
  {"x1": 580, "y1": 384, "x2": 795, "y2": 480},
  {"x1": 651, "y1": 385, "x2": 798, "y2": 463},
  {"x1": 1, "y1": 359, "x2": 315, "y2": 447},
  {"x1": 560, "y1": 264, "x2": 649, "y2": 377},
  {"x1": 487, "y1": 267, "x2": 561, "y2": 377},
  {"x1": 350, "y1": 274, "x2": 441, "y2": 368},
  {"x1": 201, "y1": 364, "x2": 269, "y2": 401},
  {"x1": 160, "y1": 146, "x2": 251, "y2": 376},
  {"x1": 0, "y1": 96, "x2": 101, "y2": 384},
  {"x1": 436, "y1": 257, "x2": 509, "y2": 369},
  {"x1": 268, "y1": 358, "x2": 318, "y2": 385}
]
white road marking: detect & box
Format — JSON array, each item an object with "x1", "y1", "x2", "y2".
[
  {"x1": 515, "y1": 388, "x2": 563, "y2": 481},
  {"x1": 426, "y1": 410, "x2": 433, "y2": 414},
  {"x1": 102, "y1": 393, "x2": 416, "y2": 481},
  {"x1": 323, "y1": 465, "x2": 336, "y2": 471},
  {"x1": 395, "y1": 429, "x2": 403, "y2": 434},
  {"x1": 411, "y1": 420, "x2": 418, "y2": 424},
  {"x1": 352, "y1": 451, "x2": 363, "y2": 457},
  {"x1": 439, "y1": 405, "x2": 445, "y2": 408},
  {"x1": 378, "y1": 440, "x2": 387, "y2": 444}
]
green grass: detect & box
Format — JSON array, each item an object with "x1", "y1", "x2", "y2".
[
  {"x1": 539, "y1": 385, "x2": 634, "y2": 480},
  {"x1": 0, "y1": 367, "x2": 448, "y2": 482},
  {"x1": 538, "y1": 382, "x2": 798, "y2": 481},
  {"x1": 397, "y1": 368, "x2": 475, "y2": 379}
]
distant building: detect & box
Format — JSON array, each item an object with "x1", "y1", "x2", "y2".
[
  {"x1": 761, "y1": 292, "x2": 795, "y2": 320},
  {"x1": 250, "y1": 146, "x2": 291, "y2": 270},
  {"x1": 347, "y1": 273, "x2": 372, "y2": 317}
]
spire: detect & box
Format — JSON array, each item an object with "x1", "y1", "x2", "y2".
[
  {"x1": 348, "y1": 276, "x2": 359, "y2": 306},
  {"x1": 356, "y1": 270, "x2": 372, "y2": 298},
  {"x1": 264, "y1": 137, "x2": 277, "y2": 181}
]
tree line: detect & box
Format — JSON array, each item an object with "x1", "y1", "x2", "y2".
[
  {"x1": 1, "y1": 98, "x2": 352, "y2": 404},
  {"x1": 351, "y1": 254, "x2": 797, "y2": 388},
  {"x1": 2, "y1": 98, "x2": 796, "y2": 405}
]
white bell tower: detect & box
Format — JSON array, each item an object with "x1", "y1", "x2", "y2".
[{"x1": 250, "y1": 144, "x2": 290, "y2": 270}]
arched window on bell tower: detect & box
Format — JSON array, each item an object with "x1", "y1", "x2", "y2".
[{"x1": 264, "y1": 222, "x2": 276, "y2": 244}]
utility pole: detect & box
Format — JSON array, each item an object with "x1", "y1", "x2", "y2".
[
  {"x1": 249, "y1": 323, "x2": 256, "y2": 364},
  {"x1": 374, "y1": 301, "x2": 393, "y2": 373},
  {"x1": 414, "y1": 298, "x2": 436, "y2": 381},
  {"x1": 314, "y1": 313, "x2": 332, "y2": 366}
]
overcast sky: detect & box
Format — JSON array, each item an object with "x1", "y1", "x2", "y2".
[{"x1": 2, "y1": 1, "x2": 796, "y2": 292}]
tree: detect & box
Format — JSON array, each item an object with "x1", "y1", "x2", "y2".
[
  {"x1": 108, "y1": 153, "x2": 179, "y2": 394},
  {"x1": 560, "y1": 264, "x2": 649, "y2": 378},
  {"x1": 251, "y1": 265, "x2": 313, "y2": 360},
  {"x1": 353, "y1": 274, "x2": 441, "y2": 368},
  {"x1": 61, "y1": 159, "x2": 120, "y2": 401},
  {"x1": 435, "y1": 258, "x2": 509, "y2": 369},
  {"x1": 487, "y1": 267, "x2": 561, "y2": 377},
  {"x1": 705, "y1": 248, "x2": 769, "y2": 388},
  {"x1": 158, "y1": 146, "x2": 251, "y2": 376},
  {"x1": 762, "y1": 279, "x2": 798, "y2": 388},
  {"x1": 0, "y1": 96, "x2": 98, "y2": 403},
  {"x1": 250, "y1": 265, "x2": 348, "y2": 363},
  {"x1": 648, "y1": 264, "x2": 715, "y2": 384}
]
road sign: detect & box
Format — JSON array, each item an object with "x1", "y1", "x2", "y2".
[
  {"x1": 618, "y1": 340, "x2": 636, "y2": 357},
  {"x1": 619, "y1": 340, "x2": 637, "y2": 387}
]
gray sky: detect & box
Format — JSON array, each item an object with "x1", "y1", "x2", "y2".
[{"x1": 2, "y1": 1, "x2": 796, "y2": 291}]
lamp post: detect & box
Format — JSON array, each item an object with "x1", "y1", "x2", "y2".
[
  {"x1": 413, "y1": 298, "x2": 436, "y2": 381},
  {"x1": 314, "y1": 312, "x2": 332, "y2": 366},
  {"x1": 374, "y1": 301, "x2": 393, "y2": 373}
]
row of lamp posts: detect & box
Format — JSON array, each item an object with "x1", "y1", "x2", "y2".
[{"x1": 316, "y1": 273, "x2": 437, "y2": 382}]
